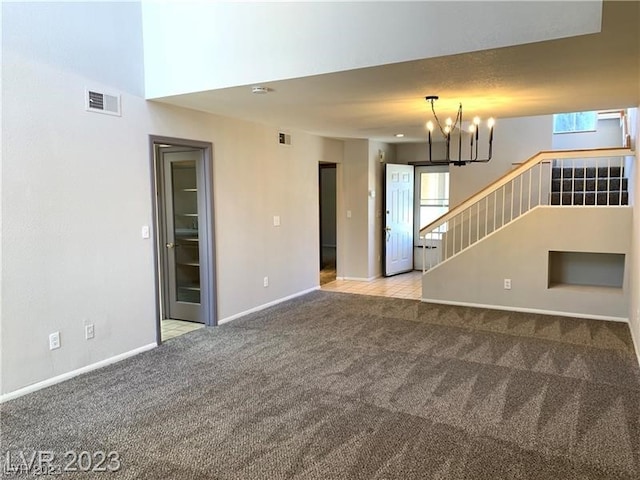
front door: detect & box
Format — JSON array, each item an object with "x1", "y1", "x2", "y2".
[
  {"x1": 158, "y1": 146, "x2": 210, "y2": 323},
  {"x1": 384, "y1": 164, "x2": 414, "y2": 276}
]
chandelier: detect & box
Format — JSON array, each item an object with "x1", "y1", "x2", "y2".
[{"x1": 425, "y1": 95, "x2": 495, "y2": 166}]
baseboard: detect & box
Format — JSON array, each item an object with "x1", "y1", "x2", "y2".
[
  {"x1": 0, "y1": 342, "x2": 158, "y2": 404},
  {"x1": 421, "y1": 298, "x2": 629, "y2": 323},
  {"x1": 218, "y1": 287, "x2": 320, "y2": 325},
  {"x1": 340, "y1": 275, "x2": 381, "y2": 282}
]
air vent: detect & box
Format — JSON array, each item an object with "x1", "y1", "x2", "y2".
[
  {"x1": 85, "y1": 89, "x2": 121, "y2": 116},
  {"x1": 278, "y1": 132, "x2": 291, "y2": 146}
]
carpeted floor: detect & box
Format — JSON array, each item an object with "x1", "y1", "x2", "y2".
[{"x1": 2, "y1": 291, "x2": 640, "y2": 479}]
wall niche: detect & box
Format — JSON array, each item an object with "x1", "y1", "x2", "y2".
[{"x1": 548, "y1": 251, "x2": 625, "y2": 289}]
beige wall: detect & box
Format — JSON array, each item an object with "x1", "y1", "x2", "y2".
[
  {"x1": 340, "y1": 140, "x2": 370, "y2": 279},
  {"x1": 0, "y1": 2, "x2": 342, "y2": 396},
  {"x1": 423, "y1": 207, "x2": 632, "y2": 320},
  {"x1": 142, "y1": 2, "x2": 601, "y2": 97},
  {"x1": 339, "y1": 140, "x2": 396, "y2": 280}
]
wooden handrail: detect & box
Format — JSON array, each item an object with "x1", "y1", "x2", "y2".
[{"x1": 419, "y1": 146, "x2": 634, "y2": 236}]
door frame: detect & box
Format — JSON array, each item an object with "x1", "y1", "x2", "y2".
[
  {"x1": 318, "y1": 163, "x2": 337, "y2": 274},
  {"x1": 149, "y1": 135, "x2": 217, "y2": 344}
]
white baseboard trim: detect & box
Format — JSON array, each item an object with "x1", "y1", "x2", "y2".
[
  {"x1": 218, "y1": 287, "x2": 320, "y2": 325},
  {"x1": 421, "y1": 298, "x2": 629, "y2": 323},
  {"x1": 0, "y1": 342, "x2": 158, "y2": 404},
  {"x1": 340, "y1": 275, "x2": 381, "y2": 282}
]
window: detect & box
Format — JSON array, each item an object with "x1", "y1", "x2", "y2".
[
  {"x1": 419, "y1": 171, "x2": 449, "y2": 229},
  {"x1": 414, "y1": 167, "x2": 449, "y2": 246},
  {"x1": 553, "y1": 111, "x2": 597, "y2": 133}
]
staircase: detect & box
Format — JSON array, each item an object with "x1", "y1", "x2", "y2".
[
  {"x1": 419, "y1": 147, "x2": 634, "y2": 272},
  {"x1": 551, "y1": 165, "x2": 628, "y2": 206}
]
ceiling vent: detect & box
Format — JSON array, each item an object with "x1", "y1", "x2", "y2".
[
  {"x1": 278, "y1": 132, "x2": 291, "y2": 146},
  {"x1": 85, "y1": 89, "x2": 121, "y2": 116}
]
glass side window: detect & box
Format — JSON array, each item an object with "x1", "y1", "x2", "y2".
[{"x1": 419, "y1": 171, "x2": 449, "y2": 230}]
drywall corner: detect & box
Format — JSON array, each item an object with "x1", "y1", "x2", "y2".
[{"x1": 628, "y1": 106, "x2": 640, "y2": 365}]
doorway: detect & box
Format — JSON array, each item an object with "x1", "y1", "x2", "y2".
[
  {"x1": 383, "y1": 163, "x2": 414, "y2": 276},
  {"x1": 319, "y1": 163, "x2": 337, "y2": 285},
  {"x1": 150, "y1": 137, "x2": 217, "y2": 343}
]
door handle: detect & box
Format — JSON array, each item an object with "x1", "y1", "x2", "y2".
[
  {"x1": 385, "y1": 226, "x2": 391, "y2": 242},
  {"x1": 166, "y1": 242, "x2": 175, "y2": 249}
]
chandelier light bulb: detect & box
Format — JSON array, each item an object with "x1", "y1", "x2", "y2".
[
  {"x1": 473, "y1": 116, "x2": 481, "y2": 125},
  {"x1": 488, "y1": 118, "x2": 495, "y2": 128},
  {"x1": 426, "y1": 121, "x2": 434, "y2": 131},
  {"x1": 469, "y1": 125, "x2": 476, "y2": 133},
  {"x1": 445, "y1": 118, "x2": 453, "y2": 127},
  {"x1": 444, "y1": 126, "x2": 451, "y2": 134}
]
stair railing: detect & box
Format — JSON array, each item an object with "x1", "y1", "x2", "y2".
[{"x1": 420, "y1": 147, "x2": 634, "y2": 273}]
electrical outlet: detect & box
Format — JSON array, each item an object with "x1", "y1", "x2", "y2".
[
  {"x1": 504, "y1": 278, "x2": 512, "y2": 290},
  {"x1": 49, "y1": 332, "x2": 60, "y2": 350},
  {"x1": 263, "y1": 276, "x2": 269, "y2": 287},
  {"x1": 85, "y1": 324, "x2": 95, "y2": 340}
]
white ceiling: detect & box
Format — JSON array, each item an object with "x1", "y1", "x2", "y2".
[{"x1": 152, "y1": 1, "x2": 639, "y2": 144}]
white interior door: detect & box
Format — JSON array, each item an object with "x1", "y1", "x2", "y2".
[{"x1": 384, "y1": 164, "x2": 414, "y2": 276}]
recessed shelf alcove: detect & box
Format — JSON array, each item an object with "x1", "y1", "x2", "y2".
[{"x1": 548, "y1": 251, "x2": 625, "y2": 290}]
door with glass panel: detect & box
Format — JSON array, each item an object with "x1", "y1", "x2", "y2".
[{"x1": 160, "y1": 148, "x2": 206, "y2": 323}]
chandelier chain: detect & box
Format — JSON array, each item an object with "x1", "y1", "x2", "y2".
[{"x1": 429, "y1": 99, "x2": 462, "y2": 136}]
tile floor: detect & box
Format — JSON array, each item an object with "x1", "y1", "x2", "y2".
[
  {"x1": 161, "y1": 319, "x2": 204, "y2": 341},
  {"x1": 321, "y1": 270, "x2": 422, "y2": 300}
]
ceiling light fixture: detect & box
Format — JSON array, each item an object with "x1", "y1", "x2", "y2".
[
  {"x1": 425, "y1": 95, "x2": 494, "y2": 166},
  {"x1": 252, "y1": 86, "x2": 269, "y2": 94},
  {"x1": 395, "y1": 133, "x2": 405, "y2": 138}
]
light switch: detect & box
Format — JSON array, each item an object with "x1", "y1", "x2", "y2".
[
  {"x1": 141, "y1": 225, "x2": 150, "y2": 239},
  {"x1": 273, "y1": 216, "x2": 281, "y2": 227},
  {"x1": 347, "y1": 210, "x2": 352, "y2": 218}
]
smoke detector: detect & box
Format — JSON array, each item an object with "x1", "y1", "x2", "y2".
[{"x1": 252, "y1": 86, "x2": 269, "y2": 94}]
